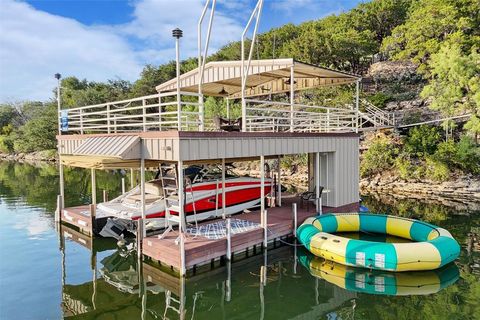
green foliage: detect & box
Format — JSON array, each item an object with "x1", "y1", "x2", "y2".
[
  {"x1": 394, "y1": 154, "x2": 416, "y2": 180},
  {"x1": 0, "y1": 135, "x2": 14, "y2": 153},
  {"x1": 421, "y1": 44, "x2": 480, "y2": 132},
  {"x1": 404, "y1": 125, "x2": 441, "y2": 156},
  {"x1": 381, "y1": 0, "x2": 479, "y2": 73},
  {"x1": 13, "y1": 104, "x2": 58, "y2": 153},
  {"x1": 366, "y1": 92, "x2": 392, "y2": 109},
  {"x1": 360, "y1": 136, "x2": 397, "y2": 177},
  {"x1": 433, "y1": 140, "x2": 457, "y2": 165},
  {"x1": 425, "y1": 156, "x2": 450, "y2": 181},
  {"x1": 455, "y1": 135, "x2": 480, "y2": 173}
]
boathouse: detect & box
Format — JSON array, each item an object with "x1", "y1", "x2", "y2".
[{"x1": 56, "y1": 57, "x2": 366, "y2": 276}]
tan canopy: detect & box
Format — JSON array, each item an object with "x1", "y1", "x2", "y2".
[
  {"x1": 155, "y1": 58, "x2": 360, "y2": 98},
  {"x1": 61, "y1": 155, "x2": 161, "y2": 169}
]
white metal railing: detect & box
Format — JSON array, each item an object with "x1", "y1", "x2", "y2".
[
  {"x1": 59, "y1": 91, "x2": 204, "y2": 134},
  {"x1": 245, "y1": 99, "x2": 358, "y2": 132},
  {"x1": 360, "y1": 99, "x2": 395, "y2": 127}
]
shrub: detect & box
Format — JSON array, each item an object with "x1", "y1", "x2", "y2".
[
  {"x1": 404, "y1": 125, "x2": 441, "y2": 156},
  {"x1": 433, "y1": 140, "x2": 457, "y2": 165},
  {"x1": 367, "y1": 93, "x2": 392, "y2": 109},
  {"x1": 360, "y1": 137, "x2": 397, "y2": 177},
  {"x1": 454, "y1": 136, "x2": 480, "y2": 174},
  {"x1": 394, "y1": 154, "x2": 415, "y2": 180},
  {"x1": 425, "y1": 157, "x2": 450, "y2": 182},
  {"x1": 0, "y1": 135, "x2": 14, "y2": 153}
]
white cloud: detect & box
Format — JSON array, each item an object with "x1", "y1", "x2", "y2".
[
  {"x1": 0, "y1": 0, "x2": 142, "y2": 102},
  {"x1": 0, "y1": 0, "x2": 244, "y2": 102}
]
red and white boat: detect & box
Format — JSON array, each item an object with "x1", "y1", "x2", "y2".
[{"x1": 96, "y1": 165, "x2": 272, "y2": 238}]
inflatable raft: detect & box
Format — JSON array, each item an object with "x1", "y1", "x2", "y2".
[
  {"x1": 297, "y1": 213, "x2": 460, "y2": 272},
  {"x1": 299, "y1": 254, "x2": 459, "y2": 296}
]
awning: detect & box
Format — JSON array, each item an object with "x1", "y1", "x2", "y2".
[
  {"x1": 73, "y1": 135, "x2": 140, "y2": 159},
  {"x1": 155, "y1": 58, "x2": 360, "y2": 98},
  {"x1": 61, "y1": 155, "x2": 161, "y2": 169}
]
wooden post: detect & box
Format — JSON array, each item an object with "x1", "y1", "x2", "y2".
[
  {"x1": 292, "y1": 203, "x2": 297, "y2": 237},
  {"x1": 140, "y1": 148, "x2": 146, "y2": 238},
  {"x1": 277, "y1": 155, "x2": 281, "y2": 206},
  {"x1": 137, "y1": 218, "x2": 144, "y2": 259},
  {"x1": 90, "y1": 203, "x2": 96, "y2": 235},
  {"x1": 121, "y1": 177, "x2": 126, "y2": 194},
  {"x1": 130, "y1": 168, "x2": 135, "y2": 188},
  {"x1": 226, "y1": 260, "x2": 231, "y2": 302},
  {"x1": 103, "y1": 190, "x2": 108, "y2": 202},
  {"x1": 178, "y1": 160, "x2": 186, "y2": 277},
  {"x1": 226, "y1": 218, "x2": 232, "y2": 260},
  {"x1": 91, "y1": 168, "x2": 96, "y2": 205},
  {"x1": 56, "y1": 194, "x2": 62, "y2": 223},
  {"x1": 222, "y1": 158, "x2": 226, "y2": 219},
  {"x1": 315, "y1": 152, "x2": 320, "y2": 213},
  {"x1": 263, "y1": 209, "x2": 268, "y2": 248}
]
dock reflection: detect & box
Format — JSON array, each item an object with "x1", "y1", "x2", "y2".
[{"x1": 58, "y1": 224, "x2": 359, "y2": 319}]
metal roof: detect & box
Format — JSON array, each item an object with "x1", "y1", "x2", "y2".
[
  {"x1": 155, "y1": 58, "x2": 360, "y2": 98},
  {"x1": 72, "y1": 135, "x2": 140, "y2": 159}
]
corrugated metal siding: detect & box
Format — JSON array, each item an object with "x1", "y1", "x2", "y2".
[{"x1": 73, "y1": 135, "x2": 140, "y2": 159}]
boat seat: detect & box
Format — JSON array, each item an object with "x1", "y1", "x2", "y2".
[
  {"x1": 123, "y1": 194, "x2": 162, "y2": 205},
  {"x1": 145, "y1": 180, "x2": 164, "y2": 196}
]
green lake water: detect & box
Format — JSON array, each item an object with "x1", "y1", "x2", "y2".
[{"x1": 0, "y1": 160, "x2": 479, "y2": 319}]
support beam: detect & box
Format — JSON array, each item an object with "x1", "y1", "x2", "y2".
[
  {"x1": 140, "y1": 145, "x2": 146, "y2": 238},
  {"x1": 260, "y1": 155, "x2": 265, "y2": 225},
  {"x1": 91, "y1": 168, "x2": 96, "y2": 205},
  {"x1": 290, "y1": 66, "x2": 294, "y2": 132},
  {"x1": 222, "y1": 158, "x2": 226, "y2": 219},
  {"x1": 277, "y1": 155, "x2": 281, "y2": 206},
  {"x1": 121, "y1": 177, "x2": 126, "y2": 194},
  {"x1": 226, "y1": 99, "x2": 230, "y2": 119},
  {"x1": 292, "y1": 203, "x2": 297, "y2": 237},
  {"x1": 130, "y1": 168, "x2": 134, "y2": 189},
  {"x1": 315, "y1": 152, "x2": 321, "y2": 213},
  {"x1": 178, "y1": 160, "x2": 186, "y2": 276},
  {"x1": 355, "y1": 80, "x2": 360, "y2": 133}
]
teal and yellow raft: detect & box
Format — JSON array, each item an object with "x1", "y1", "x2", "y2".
[
  {"x1": 297, "y1": 213, "x2": 460, "y2": 272},
  {"x1": 299, "y1": 254, "x2": 459, "y2": 296}
]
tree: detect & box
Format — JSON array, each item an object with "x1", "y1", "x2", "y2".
[
  {"x1": 381, "y1": 0, "x2": 478, "y2": 73},
  {"x1": 420, "y1": 44, "x2": 480, "y2": 134}
]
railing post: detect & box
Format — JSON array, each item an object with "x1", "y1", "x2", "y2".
[
  {"x1": 121, "y1": 178, "x2": 126, "y2": 194},
  {"x1": 113, "y1": 114, "x2": 117, "y2": 133},
  {"x1": 107, "y1": 104, "x2": 111, "y2": 134},
  {"x1": 79, "y1": 109, "x2": 84, "y2": 134},
  {"x1": 158, "y1": 96, "x2": 162, "y2": 131}
]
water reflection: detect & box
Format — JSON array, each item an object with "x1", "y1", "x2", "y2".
[{"x1": 299, "y1": 253, "x2": 459, "y2": 296}]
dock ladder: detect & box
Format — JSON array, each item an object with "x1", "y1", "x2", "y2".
[
  {"x1": 158, "y1": 164, "x2": 184, "y2": 239},
  {"x1": 158, "y1": 164, "x2": 198, "y2": 239}
]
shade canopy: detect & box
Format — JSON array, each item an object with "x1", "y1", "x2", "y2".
[
  {"x1": 155, "y1": 58, "x2": 360, "y2": 98},
  {"x1": 61, "y1": 155, "x2": 160, "y2": 169}
]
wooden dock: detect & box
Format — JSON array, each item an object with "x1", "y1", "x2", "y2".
[{"x1": 141, "y1": 196, "x2": 358, "y2": 274}]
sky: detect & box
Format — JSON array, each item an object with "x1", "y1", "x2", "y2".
[{"x1": 0, "y1": 0, "x2": 361, "y2": 102}]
